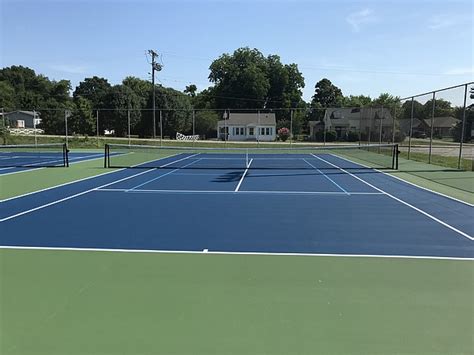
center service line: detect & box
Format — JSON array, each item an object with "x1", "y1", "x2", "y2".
[{"x1": 235, "y1": 158, "x2": 253, "y2": 192}]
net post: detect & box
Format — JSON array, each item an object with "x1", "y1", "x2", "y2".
[
  {"x1": 104, "y1": 144, "x2": 109, "y2": 168},
  {"x1": 63, "y1": 143, "x2": 69, "y2": 167},
  {"x1": 394, "y1": 144, "x2": 399, "y2": 170}
]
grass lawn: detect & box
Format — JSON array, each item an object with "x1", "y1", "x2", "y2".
[{"x1": 1, "y1": 249, "x2": 473, "y2": 355}]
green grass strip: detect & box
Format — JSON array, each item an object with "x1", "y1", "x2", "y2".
[
  {"x1": 1, "y1": 249, "x2": 472, "y2": 355},
  {"x1": 0, "y1": 156, "x2": 115, "y2": 200}
]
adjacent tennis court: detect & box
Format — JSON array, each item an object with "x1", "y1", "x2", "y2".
[
  {"x1": 0, "y1": 143, "x2": 103, "y2": 175},
  {"x1": 1, "y1": 144, "x2": 473, "y2": 354}
]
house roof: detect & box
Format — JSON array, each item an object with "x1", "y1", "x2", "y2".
[
  {"x1": 398, "y1": 118, "x2": 424, "y2": 132},
  {"x1": 4, "y1": 110, "x2": 40, "y2": 117},
  {"x1": 218, "y1": 112, "x2": 276, "y2": 126},
  {"x1": 324, "y1": 107, "x2": 393, "y2": 126},
  {"x1": 424, "y1": 116, "x2": 459, "y2": 128},
  {"x1": 308, "y1": 121, "x2": 324, "y2": 127}
]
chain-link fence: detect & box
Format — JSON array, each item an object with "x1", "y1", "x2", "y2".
[
  {"x1": 396, "y1": 82, "x2": 473, "y2": 170},
  {"x1": 2, "y1": 81, "x2": 472, "y2": 170}
]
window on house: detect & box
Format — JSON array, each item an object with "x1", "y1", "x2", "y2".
[
  {"x1": 234, "y1": 127, "x2": 244, "y2": 135},
  {"x1": 249, "y1": 127, "x2": 254, "y2": 135},
  {"x1": 266, "y1": 128, "x2": 270, "y2": 135},
  {"x1": 260, "y1": 127, "x2": 265, "y2": 135}
]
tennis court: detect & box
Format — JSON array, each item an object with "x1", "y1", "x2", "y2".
[
  {"x1": 1, "y1": 144, "x2": 473, "y2": 354},
  {"x1": 0, "y1": 143, "x2": 104, "y2": 175},
  {"x1": 1, "y1": 144, "x2": 472, "y2": 257}
]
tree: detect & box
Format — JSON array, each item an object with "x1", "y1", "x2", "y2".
[
  {"x1": 184, "y1": 84, "x2": 197, "y2": 97},
  {"x1": 311, "y1": 79, "x2": 343, "y2": 108},
  {"x1": 342, "y1": 95, "x2": 372, "y2": 107},
  {"x1": 194, "y1": 110, "x2": 218, "y2": 138},
  {"x1": 0, "y1": 81, "x2": 15, "y2": 109},
  {"x1": 283, "y1": 63, "x2": 305, "y2": 108},
  {"x1": 422, "y1": 98, "x2": 454, "y2": 118},
  {"x1": 73, "y1": 76, "x2": 111, "y2": 108},
  {"x1": 209, "y1": 47, "x2": 270, "y2": 109},
  {"x1": 122, "y1": 76, "x2": 152, "y2": 106},
  {"x1": 101, "y1": 85, "x2": 142, "y2": 136},
  {"x1": 70, "y1": 96, "x2": 95, "y2": 135},
  {"x1": 451, "y1": 105, "x2": 473, "y2": 142},
  {"x1": 401, "y1": 99, "x2": 424, "y2": 119},
  {"x1": 155, "y1": 86, "x2": 193, "y2": 136},
  {"x1": 0, "y1": 66, "x2": 72, "y2": 135},
  {"x1": 208, "y1": 47, "x2": 305, "y2": 111},
  {"x1": 0, "y1": 66, "x2": 72, "y2": 134}
]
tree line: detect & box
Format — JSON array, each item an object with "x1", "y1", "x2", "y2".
[{"x1": 0, "y1": 47, "x2": 471, "y2": 141}]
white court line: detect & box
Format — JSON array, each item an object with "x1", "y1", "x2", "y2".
[
  {"x1": 0, "y1": 153, "x2": 104, "y2": 177},
  {"x1": 0, "y1": 245, "x2": 472, "y2": 261},
  {"x1": 0, "y1": 166, "x2": 43, "y2": 175},
  {"x1": 333, "y1": 153, "x2": 474, "y2": 207},
  {"x1": 0, "y1": 153, "x2": 181, "y2": 203},
  {"x1": 95, "y1": 188, "x2": 384, "y2": 196},
  {"x1": 127, "y1": 154, "x2": 201, "y2": 191},
  {"x1": 303, "y1": 158, "x2": 349, "y2": 195},
  {"x1": 0, "y1": 168, "x2": 159, "y2": 222},
  {"x1": 0, "y1": 168, "x2": 123, "y2": 203},
  {"x1": 312, "y1": 154, "x2": 474, "y2": 241},
  {"x1": 0, "y1": 153, "x2": 188, "y2": 220},
  {"x1": 234, "y1": 158, "x2": 253, "y2": 192}
]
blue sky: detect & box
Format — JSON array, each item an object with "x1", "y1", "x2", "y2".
[{"x1": 1, "y1": 0, "x2": 473, "y2": 104}]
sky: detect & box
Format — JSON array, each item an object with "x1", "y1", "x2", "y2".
[{"x1": 1, "y1": 0, "x2": 473, "y2": 105}]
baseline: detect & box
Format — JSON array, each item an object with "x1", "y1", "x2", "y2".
[{"x1": 0, "y1": 245, "x2": 472, "y2": 261}]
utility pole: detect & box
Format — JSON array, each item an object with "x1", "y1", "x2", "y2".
[{"x1": 148, "y1": 50, "x2": 162, "y2": 139}]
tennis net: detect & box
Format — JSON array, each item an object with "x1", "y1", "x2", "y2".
[
  {"x1": 105, "y1": 143, "x2": 398, "y2": 170},
  {"x1": 0, "y1": 143, "x2": 69, "y2": 168}
]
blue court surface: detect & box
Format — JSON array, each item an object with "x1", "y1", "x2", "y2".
[
  {"x1": 1, "y1": 152, "x2": 473, "y2": 259},
  {"x1": 0, "y1": 151, "x2": 103, "y2": 175}
]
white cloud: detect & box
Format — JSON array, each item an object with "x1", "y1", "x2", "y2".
[
  {"x1": 346, "y1": 8, "x2": 376, "y2": 32},
  {"x1": 49, "y1": 64, "x2": 89, "y2": 74}
]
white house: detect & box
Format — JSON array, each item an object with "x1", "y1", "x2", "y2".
[{"x1": 217, "y1": 112, "x2": 276, "y2": 141}]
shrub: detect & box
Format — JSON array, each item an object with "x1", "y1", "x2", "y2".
[
  {"x1": 393, "y1": 131, "x2": 406, "y2": 143},
  {"x1": 278, "y1": 127, "x2": 290, "y2": 142},
  {"x1": 325, "y1": 131, "x2": 337, "y2": 142},
  {"x1": 346, "y1": 131, "x2": 359, "y2": 142}
]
